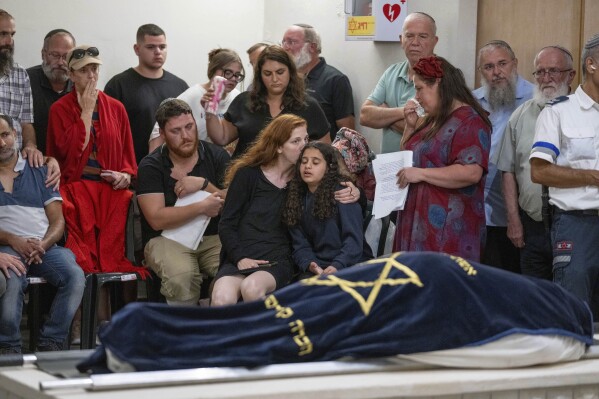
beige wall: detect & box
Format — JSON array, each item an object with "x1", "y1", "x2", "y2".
[
  {"x1": 476, "y1": 0, "x2": 599, "y2": 89},
  {"x1": 5, "y1": 0, "x2": 477, "y2": 153}
]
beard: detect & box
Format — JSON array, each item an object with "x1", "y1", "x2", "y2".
[
  {"x1": 42, "y1": 61, "x2": 69, "y2": 83},
  {"x1": 0, "y1": 45, "x2": 14, "y2": 75},
  {"x1": 294, "y1": 43, "x2": 311, "y2": 70},
  {"x1": 483, "y1": 70, "x2": 517, "y2": 110},
  {"x1": 167, "y1": 136, "x2": 199, "y2": 158},
  {"x1": 533, "y1": 80, "x2": 570, "y2": 106}
]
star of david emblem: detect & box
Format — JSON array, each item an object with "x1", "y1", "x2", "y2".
[{"x1": 300, "y1": 253, "x2": 423, "y2": 316}]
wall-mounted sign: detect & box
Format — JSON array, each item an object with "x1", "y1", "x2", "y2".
[{"x1": 345, "y1": 0, "x2": 408, "y2": 42}]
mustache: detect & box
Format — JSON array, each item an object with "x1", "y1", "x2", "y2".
[{"x1": 0, "y1": 45, "x2": 13, "y2": 52}]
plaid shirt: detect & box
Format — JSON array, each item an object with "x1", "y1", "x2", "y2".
[{"x1": 0, "y1": 63, "x2": 34, "y2": 149}]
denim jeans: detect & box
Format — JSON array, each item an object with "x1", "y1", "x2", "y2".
[
  {"x1": 551, "y1": 210, "x2": 599, "y2": 319},
  {"x1": 0, "y1": 245, "x2": 85, "y2": 351},
  {"x1": 0, "y1": 272, "x2": 6, "y2": 296},
  {"x1": 520, "y1": 211, "x2": 553, "y2": 280}
]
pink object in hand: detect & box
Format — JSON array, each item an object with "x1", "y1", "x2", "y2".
[{"x1": 206, "y1": 76, "x2": 227, "y2": 115}]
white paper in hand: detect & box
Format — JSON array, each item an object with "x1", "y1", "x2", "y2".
[
  {"x1": 161, "y1": 190, "x2": 211, "y2": 250},
  {"x1": 372, "y1": 151, "x2": 413, "y2": 219}
]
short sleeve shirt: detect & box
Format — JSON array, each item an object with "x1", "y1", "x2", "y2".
[
  {"x1": 367, "y1": 61, "x2": 414, "y2": 153},
  {"x1": 0, "y1": 64, "x2": 34, "y2": 149},
  {"x1": 137, "y1": 142, "x2": 230, "y2": 244},
  {"x1": 305, "y1": 58, "x2": 354, "y2": 135},
  {"x1": 530, "y1": 86, "x2": 599, "y2": 211},
  {"x1": 0, "y1": 153, "x2": 61, "y2": 239},
  {"x1": 224, "y1": 91, "x2": 330, "y2": 159},
  {"x1": 495, "y1": 99, "x2": 544, "y2": 221}
]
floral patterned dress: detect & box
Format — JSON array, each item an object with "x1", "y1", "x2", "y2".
[{"x1": 394, "y1": 106, "x2": 491, "y2": 261}]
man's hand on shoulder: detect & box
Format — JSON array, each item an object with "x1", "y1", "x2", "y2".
[
  {"x1": 22, "y1": 145, "x2": 44, "y2": 168},
  {"x1": 44, "y1": 157, "x2": 61, "y2": 191}
]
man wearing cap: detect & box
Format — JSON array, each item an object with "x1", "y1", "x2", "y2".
[
  {"x1": 27, "y1": 29, "x2": 76, "y2": 154},
  {"x1": 46, "y1": 45, "x2": 144, "y2": 323},
  {"x1": 530, "y1": 33, "x2": 599, "y2": 319}
]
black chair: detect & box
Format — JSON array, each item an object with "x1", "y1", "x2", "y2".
[{"x1": 25, "y1": 276, "x2": 48, "y2": 351}]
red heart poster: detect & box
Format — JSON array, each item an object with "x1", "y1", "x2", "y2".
[{"x1": 382, "y1": 3, "x2": 401, "y2": 23}]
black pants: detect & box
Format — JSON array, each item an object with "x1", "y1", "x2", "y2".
[{"x1": 481, "y1": 226, "x2": 521, "y2": 274}]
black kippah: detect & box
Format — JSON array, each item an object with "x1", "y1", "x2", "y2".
[{"x1": 44, "y1": 29, "x2": 72, "y2": 40}]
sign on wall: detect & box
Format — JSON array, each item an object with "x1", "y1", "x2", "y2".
[{"x1": 345, "y1": 0, "x2": 408, "y2": 41}]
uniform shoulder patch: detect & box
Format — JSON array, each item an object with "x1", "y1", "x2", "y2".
[{"x1": 546, "y1": 96, "x2": 569, "y2": 106}]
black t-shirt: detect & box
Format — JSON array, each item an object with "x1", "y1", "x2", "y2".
[
  {"x1": 224, "y1": 91, "x2": 330, "y2": 159},
  {"x1": 136, "y1": 142, "x2": 229, "y2": 246},
  {"x1": 218, "y1": 166, "x2": 291, "y2": 264},
  {"x1": 104, "y1": 68, "x2": 188, "y2": 164},
  {"x1": 26, "y1": 65, "x2": 73, "y2": 154},
  {"x1": 305, "y1": 58, "x2": 355, "y2": 139}
]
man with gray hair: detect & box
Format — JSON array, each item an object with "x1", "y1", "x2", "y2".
[
  {"x1": 137, "y1": 98, "x2": 227, "y2": 306},
  {"x1": 360, "y1": 12, "x2": 438, "y2": 153},
  {"x1": 282, "y1": 24, "x2": 355, "y2": 139},
  {"x1": 27, "y1": 29, "x2": 76, "y2": 154},
  {"x1": 473, "y1": 40, "x2": 534, "y2": 272},
  {"x1": 0, "y1": 113, "x2": 85, "y2": 353},
  {"x1": 495, "y1": 46, "x2": 575, "y2": 280},
  {"x1": 530, "y1": 33, "x2": 599, "y2": 319}
]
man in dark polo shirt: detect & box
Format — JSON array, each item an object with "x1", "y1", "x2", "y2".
[
  {"x1": 137, "y1": 99, "x2": 227, "y2": 306},
  {"x1": 282, "y1": 23, "x2": 355, "y2": 140},
  {"x1": 26, "y1": 29, "x2": 75, "y2": 154}
]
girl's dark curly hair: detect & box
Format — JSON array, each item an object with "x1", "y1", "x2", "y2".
[
  {"x1": 283, "y1": 142, "x2": 341, "y2": 226},
  {"x1": 249, "y1": 45, "x2": 306, "y2": 113}
]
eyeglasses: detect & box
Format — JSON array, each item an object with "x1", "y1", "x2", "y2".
[
  {"x1": 222, "y1": 69, "x2": 244, "y2": 82},
  {"x1": 281, "y1": 39, "x2": 305, "y2": 48},
  {"x1": 532, "y1": 68, "x2": 572, "y2": 79},
  {"x1": 46, "y1": 51, "x2": 68, "y2": 62},
  {"x1": 480, "y1": 59, "x2": 513, "y2": 72},
  {"x1": 68, "y1": 47, "x2": 99, "y2": 65}
]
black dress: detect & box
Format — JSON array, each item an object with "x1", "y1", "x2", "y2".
[{"x1": 216, "y1": 166, "x2": 294, "y2": 288}]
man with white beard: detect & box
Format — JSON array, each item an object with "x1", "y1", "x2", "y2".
[
  {"x1": 494, "y1": 46, "x2": 575, "y2": 280},
  {"x1": 27, "y1": 29, "x2": 76, "y2": 154},
  {"x1": 282, "y1": 24, "x2": 355, "y2": 140},
  {"x1": 473, "y1": 40, "x2": 534, "y2": 272}
]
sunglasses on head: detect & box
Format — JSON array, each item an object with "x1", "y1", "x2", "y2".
[{"x1": 68, "y1": 47, "x2": 100, "y2": 65}]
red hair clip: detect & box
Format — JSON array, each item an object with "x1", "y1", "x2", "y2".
[{"x1": 414, "y1": 56, "x2": 444, "y2": 79}]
